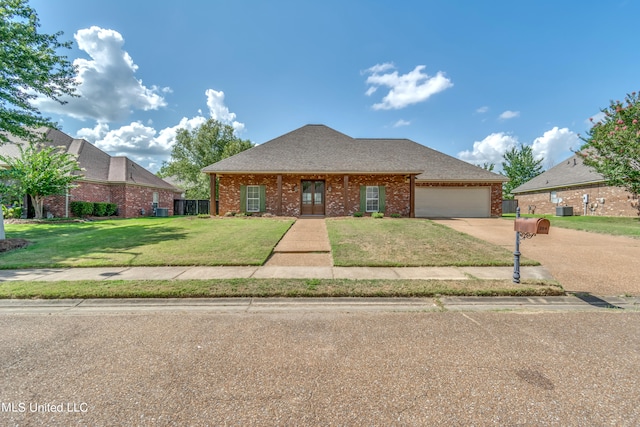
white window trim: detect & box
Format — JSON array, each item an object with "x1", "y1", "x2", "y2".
[
  {"x1": 246, "y1": 185, "x2": 260, "y2": 212},
  {"x1": 366, "y1": 186, "x2": 379, "y2": 213}
]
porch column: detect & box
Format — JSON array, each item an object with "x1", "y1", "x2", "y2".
[
  {"x1": 209, "y1": 173, "x2": 216, "y2": 216},
  {"x1": 343, "y1": 175, "x2": 349, "y2": 215},
  {"x1": 276, "y1": 174, "x2": 282, "y2": 216},
  {"x1": 410, "y1": 175, "x2": 415, "y2": 218}
]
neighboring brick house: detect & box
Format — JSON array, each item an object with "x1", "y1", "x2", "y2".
[
  {"x1": 202, "y1": 125, "x2": 507, "y2": 218},
  {"x1": 512, "y1": 154, "x2": 639, "y2": 217},
  {"x1": 0, "y1": 128, "x2": 182, "y2": 218}
]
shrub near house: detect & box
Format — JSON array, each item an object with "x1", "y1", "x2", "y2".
[{"x1": 70, "y1": 201, "x2": 118, "y2": 217}]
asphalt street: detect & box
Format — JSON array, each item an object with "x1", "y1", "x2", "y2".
[{"x1": 1, "y1": 309, "x2": 639, "y2": 426}]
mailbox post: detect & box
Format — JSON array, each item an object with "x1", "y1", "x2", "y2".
[
  {"x1": 513, "y1": 208, "x2": 522, "y2": 283},
  {"x1": 513, "y1": 207, "x2": 550, "y2": 283}
]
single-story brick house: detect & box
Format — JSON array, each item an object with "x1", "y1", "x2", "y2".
[
  {"x1": 512, "y1": 153, "x2": 638, "y2": 216},
  {"x1": 0, "y1": 128, "x2": 182, "y2": 218},
  {"x1": 202, "y1": 125, "x2": 507, "y2": 218}
]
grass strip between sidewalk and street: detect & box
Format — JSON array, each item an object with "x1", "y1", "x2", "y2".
[{"x1": 0, "y1": 278, "x2": 563, "y2": 299}]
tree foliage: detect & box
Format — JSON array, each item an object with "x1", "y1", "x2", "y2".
[
  {"x1": 501, "y1": 145, "x2": 544, "y2": 199},
  {"x1": 479, "y1": 162, "x2": 495, "y2": 172},
  {"x1": 579, "y1": 91, "x2": 640, "y2": 197},
  {"x1": 0, "y1": 141, "x2": 82, "y2": 218},
  {"x1": 0, "y1": 0, "x2": 77, "y2": 143},
  {"x1": 158, "y1": 119, "x2": 253, "y2": 199}
]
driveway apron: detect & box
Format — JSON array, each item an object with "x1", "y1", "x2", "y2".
[{"x1": 433, "y1": 218, "x2": 640, "y2": 296}]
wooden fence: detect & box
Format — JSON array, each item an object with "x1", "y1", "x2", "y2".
[{"x1": 173, "y1": 199, "x2": 211, "y2": 216}]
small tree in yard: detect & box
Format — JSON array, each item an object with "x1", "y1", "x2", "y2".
[
  {"x1": 501, "y1": 145, "x2": 544, "y2": 199},
  {"x1": 0, "y1": 141, "x2": 82, "y2": 219},
  {"x1": 579, "y1": 92, "x2": 640, "y2": 213}
]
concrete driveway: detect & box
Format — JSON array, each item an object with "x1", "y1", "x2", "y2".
[{"x1": 434, "y1": 218, "x2": 640, "y2": 296}]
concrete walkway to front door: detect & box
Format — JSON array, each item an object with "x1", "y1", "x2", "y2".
[{"x1": 264, "y1": 219, "x2": 333, "y2": 266}]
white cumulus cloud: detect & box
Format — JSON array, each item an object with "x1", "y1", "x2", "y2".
[
  {"x1": 364, "y1": 63, "x2": 453, "y2": 110},
  {"x1": 458, "y1": 127, "x2": 579, "y2": 172},
  {"x1": 33, "y1": 26, "x2": 169, "y2": 121},
  {"x1": 458, "y1": 132, "x2": 519, "y2": 171},
  {"x1": 499, "y1": 110, "x2": 520, "y2": 120},
  {"x1": 476, "y1": 106, "x2": 489, "y2": 114},
  {"x1": 205, "y1": 89, "x2": 245, "y2": 132},
  {"x1": 75, "y1": 90, "x2": 242, "y2": 172},
  {"x1": 77, "y1": 116, "x2": 207, "y2": 171},
  {"x1": 531, "y1": 127, "x2": 579, "y2": 165}
]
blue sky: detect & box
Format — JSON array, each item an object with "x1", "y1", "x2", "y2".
[{"x1": 29, "y1": 0, "x2": 640, "y2": 173}]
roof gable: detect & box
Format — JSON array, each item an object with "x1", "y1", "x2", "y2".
[
  {"x1": 202, "y1": 124, "x2": 507, "y2": 182},
  {"x1": 512, "y1": 154, "x2": 605, "y2": 193}
]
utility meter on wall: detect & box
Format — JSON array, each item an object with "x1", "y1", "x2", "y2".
[{"x1": 582, "y1": 194, "x2": 589, "y2": 204}]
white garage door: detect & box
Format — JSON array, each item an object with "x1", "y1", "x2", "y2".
[{"x1": 415, "y1": 187, "x2": 491, "y2": 218}]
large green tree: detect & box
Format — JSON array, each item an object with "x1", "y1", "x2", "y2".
[
  {"x1": 501, "y1": 145, "x2": 544, "y2": 199},
  {"x1": 0, "y1": 142, "x2": 82, "y2": 218},
  {"x1": 159, "y1": 119, "x2": 253, "y2": 199},
  {"x1": 0, "y1": 0, "x2": 77, "y2": 143},
  {"x1": 579, "y1": 91, "x2": 640, "y2": 200}
]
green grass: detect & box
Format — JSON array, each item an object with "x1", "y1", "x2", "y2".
[
  {"x1": 0, "y1": 278, "x2": 563, "y2": 299},
  {"x1": 0, "y1": 217, "x2": 294, "y2": 269},
  {"x1": 327, "y1": 218, "x2": 538, "y2": 267},
  {"x1": 503, "y1": 214, "x2": 640, "y2": 238}
]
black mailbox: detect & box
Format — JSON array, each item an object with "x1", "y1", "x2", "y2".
[{"x1": 514, "y1": 218, "x2": 550, "y2": 235}]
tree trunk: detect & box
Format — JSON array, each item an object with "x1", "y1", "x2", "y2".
[
  {"x1": 32, "y1": 195, "x2": 44, "y2": 219},
  {"x1": 0, "y1": 206, "x2": 5, "y2": 240}
]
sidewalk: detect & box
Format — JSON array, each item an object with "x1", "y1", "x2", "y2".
[
  {"x1": 265, "y1": 218, "x2": 332, "y2": 266},
  {"x1": 0, "y1": 265, "x2": 553, "y2": 282}
]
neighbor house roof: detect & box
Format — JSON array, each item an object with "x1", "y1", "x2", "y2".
[
  {"x1": 202, "y1": 124, "x2": 507, "y2": 182},
  {"x1": 0, "y1": 128, "x2": 180, "y2": 192},
  {"x1": 512, "y1": 153, "x2": 605, "y2": 194}
]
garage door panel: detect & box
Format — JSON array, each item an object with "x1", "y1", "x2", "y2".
[{"x1": 415, "y1": 187, "x2": 490, "y2": 218}]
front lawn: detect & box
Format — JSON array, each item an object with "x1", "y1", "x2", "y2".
[
  {"x1": 327, "y1": 218, "x2": 538, "y2": 267},
  {"x1": 0, "y1": 217, "x2": 294, "y2": 269}
]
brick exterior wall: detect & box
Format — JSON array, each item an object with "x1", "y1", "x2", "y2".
[
  {"x1": 515, "y1": 184, "x2": 639, "y2": 217},
  {"x1": 216, "y1": 174, "x2": 503, "y2": 217},
  {"x1": 415, "y1": 182, "x2": 504, "y2": 217},
  {"x1": 217, "y1": 174, "x2": 411, "y2": 217},
  {"x1": 42, "y1": 181, "x2": 180, "y2": 218}
]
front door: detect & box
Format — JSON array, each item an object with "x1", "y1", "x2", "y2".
[{"x1": 301, "y1": 180, "x2": 325, "y2": 216}]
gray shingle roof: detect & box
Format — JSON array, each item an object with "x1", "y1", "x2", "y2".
[
  {"x1": 202, "y1": 124, "x2": 507, "y2": 182},
  {"x1": 0, "y1": 128, "x2": 180, "y2": 192},
  {"x1": 512, "y1": 153, "x2": 605, "y2": 194}
]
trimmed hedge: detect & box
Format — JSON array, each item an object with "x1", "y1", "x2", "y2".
[
  {"x1": 70, "y1": 201, "x2": 118, "y2": 217},
  {"x1": 93, "y1": 202, "x2": 107, "y2": 217},
  {"x1": 70, "y1": 201, "x2": 94, "y2": 217},
  {"x1": 105, "y1": 203, "x2": 117, "y2": 216}
]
